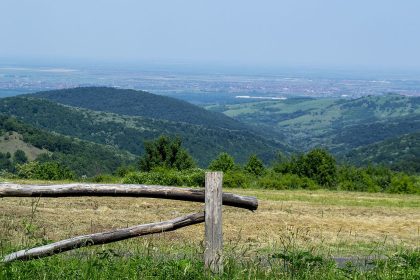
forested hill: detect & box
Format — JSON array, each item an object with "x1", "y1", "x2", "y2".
[
  {"x1": 29, "y1": 87, "x2": 246, "y2": 130},
  {"x1": 342, "y1": 132, "x2": 420, "y2": 174},
  {"x1": 0, "y1": 96, "x2": 287, "y2": 165},
  {"x1": 208, "y1": 94, "x2": 420, "y2": 152},
  {"x1": 0, "y1": 115, "x2": 134, "y2": 176}
]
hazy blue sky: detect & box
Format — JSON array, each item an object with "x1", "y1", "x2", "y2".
[{"x1": 1, "y1": 0, "x2": 420, "y2": 70}]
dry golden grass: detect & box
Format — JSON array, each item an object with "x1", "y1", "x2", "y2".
[{"x1": 1, "y1": 187, "x2": 419, "y2": 255}]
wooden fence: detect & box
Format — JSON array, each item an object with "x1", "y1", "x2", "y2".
[{"x1": 0, "y1": 172, "x2": 258, "y2": 274}]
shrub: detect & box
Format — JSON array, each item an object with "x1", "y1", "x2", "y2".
[
  {"x1": 337, "y1": 166, "x2": 381, "y2": 192},
  {"x1": 90, "y1": 174, "x2": 121, "y2": 183},
  {"x1": 274, "y1": 149, "x2": 337, "y2": 188},
  {"x1": 337, "y1": 165, "x2": 405, "y2": 193},
  {"x1": 208, "y1": 152, "x2": 235, "y2": 172},
  {"x1": 278, "y1": 173, "x2": 319, "y2": 190},
  {"x1": 114, "y1": 165, "x2": 137, "y2": 177},
  {"x1": 0, "y1": 170, "x2": 18, "y2": 179},
  {"x1": 139, "y1": 136, "x2": 195, "y2": 171},
  {"x1": 122, "y1": 168, "x2": 205, "y2": 187},
  {"x1": 222, "y1": 170, "x2": 252, "y2": 189},
  {"x1": 244, "y1": 154, "x2": 265, "y2": 176},
  {"x1": 17, "y1": 161, "x2": 75, "y2": 180},
  {"x1": 387, "y1": 174, "x2": 419, "y2": 194},
  {"x1": 258, "y1": 173, "x2": 287, "y2": 190}
]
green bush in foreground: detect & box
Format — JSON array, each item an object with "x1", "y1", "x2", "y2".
[
  {"x1": 16, "y1": 161, "x2": 75, "y2": 180},
  {"x1": 122, "y1": 168, "x2": 205, "y2": 187},
  {"x1": 274, "y1": 148, "x2": 337, "y2": 188},
  {"x1": 223, "y1": 170, "x2": 253, "y2": 189},
  {"x1": 338, "y1": 165, "x2": 420, "y2": 194},
  {"x1": 208, "y1": 152, "x2": 235, "y2": 173},
  {"x1": 244, "y1": 154, "x2": 265, "y2": 176},
  {"x1": 387, "y1": 173, "x2": 419, "y2": 194},
  {"x1": 115, "y1": 165, "x2": 420, "y2": 195},
  {"x1": 259, "y1": 173, "x2": 319, "y2": 190},
  {"x1": 139, "y1": 136, "x2": 196, "y2": 172}
]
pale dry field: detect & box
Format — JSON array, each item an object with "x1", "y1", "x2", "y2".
[{"x1": 1, "y1": 187, "x2": 419, "y2": 256}]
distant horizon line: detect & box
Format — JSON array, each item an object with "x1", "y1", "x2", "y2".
[{"x1": 1, "y1": 57, "x2": 420, "y2": 79}]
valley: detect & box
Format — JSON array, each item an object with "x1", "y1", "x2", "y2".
[
  {"x1": 0, "y1": 87, "x2": 418, "y2": 175},
  {"x1": 208, "y1": 94, "x2": 420, "y2": 171},
  {"x1": 0, "y1": 88, "x2": 288, "y2": 168}
]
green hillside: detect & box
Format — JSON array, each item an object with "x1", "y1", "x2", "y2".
[
  {"x1": 342, "y1": 132, "x2": 420, "y2": 174},
  {"x1": 0, "y1": 96, "x2": 287, "y2": 166},
  {"x1": 332, "y1": 114, "x2": 420, "y2": 149},
  {"x1": 30, "y1": 87, "x2": 247, "y2": 130},
  {"x1": 0, "y1": 131, "x2": 46, "y2": 161},
  {"x1": 0, "y1": 115, "x2": 134, "y2": 176},
  {"x1": 208, "y1": 94, "x2": 420, "y2": 154},
  {"x1": 3, "y1": 88, "x2": 417, "y2": 173}
]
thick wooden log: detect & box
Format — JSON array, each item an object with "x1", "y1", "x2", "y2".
[
  {"x1": 0, "y1": 183, "x2": 258, "y2": 211},
  {"x1": 204, "y1": 172, "x2": 223, "y2": 274},
  {"x1": 2, "y1": 212, "x2": 205, "y2": 263}
]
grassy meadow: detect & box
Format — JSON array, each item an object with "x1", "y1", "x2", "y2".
[{"x1": 0, "y1": 180, "x2": 419, "y2": 279}]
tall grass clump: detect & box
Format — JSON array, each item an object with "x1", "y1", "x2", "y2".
[{"x1": 1, "y1": 242, "x2": 418, "y2": 279}]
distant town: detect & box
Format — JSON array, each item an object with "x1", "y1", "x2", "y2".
[{"x1": 1, "y1": 65, "x2": 419, "y2": 104}]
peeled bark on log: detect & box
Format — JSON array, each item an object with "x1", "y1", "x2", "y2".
[
  {"x1": 2, "y1": 212, "x2": 205, "y2": 263},
  {"x1": 0, "y1": 183, "x2": 258, "y2": 211}
]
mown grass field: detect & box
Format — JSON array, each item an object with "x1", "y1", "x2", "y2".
[{"x1": 0, "y1": 181, "x2": 419, "y2": 279}]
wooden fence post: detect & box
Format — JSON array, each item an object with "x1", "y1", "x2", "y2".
[{"x1": 204, "y1": 171, "x2": 223, "y2": 274}]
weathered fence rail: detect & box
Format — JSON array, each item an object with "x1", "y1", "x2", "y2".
[
  {"x1": 0, "y1": 172, "x2": 258, "y2": 274},
  {"x1": 3, "y1": 212, "x2": 205, "y2": 263},
  {"x1": 0, "y1": 183, "x2": 258, "y2": 211}
]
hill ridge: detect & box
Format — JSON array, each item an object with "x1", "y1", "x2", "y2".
[
  {"x1": 342, "y1": 131, "x2": 420, "y2": 173},
  {"x1": 0, "y1": 115, "x2": 134, "y2": 176},
  {"x1": 28, "y1": 87, "x2": 249, "y2": 130},
  {"x1": 0, "y1": 95, "x2": 287, "y2": 165}
]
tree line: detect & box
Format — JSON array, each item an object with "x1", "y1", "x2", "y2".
[
  {"x1": 116, "y1": 136, "x2": 420, "y2": 194},
  {"x1": 1, "y1": 133, "x2": 418, "y2": 194}
]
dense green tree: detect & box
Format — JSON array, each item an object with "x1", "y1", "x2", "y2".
[
  {"x1": 274, "y1": 149, "x2": 337, "y2": 187},
  {"x1": 302, "y1": 149, "x2": 337, "y2": 187},
  {"x1": 244, "y1": 154, "x2": 265, "y2": 176},
  {"x1": 208, "y1": 152, "x2": 235, "y2": 172},
  {"x1": 273, "y1": 154, "x2": 298, "y2": 174},
  {"x1": 13, "y1": 149, "x2": 28, "y2": 164},
  {"x1": 139, "y1": 136, "x2": 195, "y2": 171}
]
